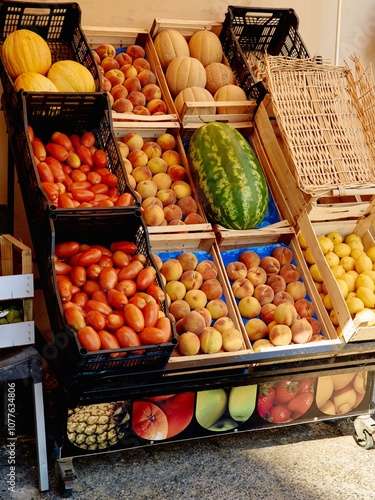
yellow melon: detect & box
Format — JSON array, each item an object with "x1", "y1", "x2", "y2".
[
  {"x1": 205, "y1": 63, "x2": 235, "y2": 95},
  {"x1": 188, "y1": 30, "x2": 223, "y2": 67},
  {"x1": 174, "y1": 86, "x2": 216, "y2": 116},
  {"x1": 214, "y1": 84, "x2": 249, "y2": 114},
  {"x1": 166, "y1": 56, "x2": 206, "y2": 97},
  {"x1": 153, "y1": 29, "x2": 190, "y2": 71}
]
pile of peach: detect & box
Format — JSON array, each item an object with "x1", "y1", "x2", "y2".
[
  {"x1": 223, "y1": 245, "x2": 325, "y2": 351},
  {"x1": 93, "y1": 43, "x2": 167, "y2": 116}
]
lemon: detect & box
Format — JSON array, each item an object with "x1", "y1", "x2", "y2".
[
  {"x1": 323, "y1": 293, "x2": 334, "y2": 310},
  {"x1": 366, "y1": 246, "x2": 375, "y2": 263},
  {"x1": 346, "y1": 291, "x2": 357, "y2": 301},
  {"x1": 310, "y1": 263, "x2": 323, "y2": 282},
  {"x1": 347, "y1": 269, "x2": 359, "y2": 281},
  {"x1": 361, "y1": 269, "x2": 375, "y2": 282},
  {"x1": 348, "y1": 239, "x2": 364, "y2": 252},
  {"x1": 321, "y1": 282, "x2": 329, "y2": 295},
  {"x1": 355, "y1": 274, "x2": 375, "y2": 292},
  {"x1": 333, "y1": 243, "x2": 351, "y2": 258},
  {"x1": 355, "y1": 253, "x2": 373, "y2": 273},
  {"x1": 336, "y1": 278, "x2": 349, "y2": 299},
  {"x1": 329, "y1": 308, "x2": 339, "y2": 326},
  {"x1": 314, "y1": 281, "x2": 323, "y2": 293},
  {"x1": 318, "y1": 235, "x2": 334, "y2": 254},
  {"x1": 304, "y1": 247, "x2": 315, "y2": 265},
  {"x1": 331, "y1": 264, "x2": 345, "y2": 279},
  {"x1": 345, "y1": 233, "x2": 362, "y2": 244},
  {"x1": 346, "y1": 296, "x2": 365, "y2": 315},
  {"x1": 356, "y1": 287, "x2": 375, "y2": 308},
  {"x1": 325, "y1": 251, "x2": 340, "y2": 268},
  {"x1": 326, "y1": 231, "x2": 343, "y2": 245},
  {"x1": 351, "y1": 249, "x2": 365, "y2": 260},
  {"x1": 340, "y1": 273, "x2": 356, "y2": 293},
  {"x1": 298, "y1": 232, "x2": 308, "y2": 249},
  {"x1": 340, "y1": 256, "x2": 356, "y2": 271}
]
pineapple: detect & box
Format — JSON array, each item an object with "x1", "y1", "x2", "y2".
[{"x1": 67, "y1": 401, "x2": 130, "y2": 451}]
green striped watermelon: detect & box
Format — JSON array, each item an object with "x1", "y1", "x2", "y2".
[{"x1": 187, "y1": 122, "x2": 269, "y2": 230}]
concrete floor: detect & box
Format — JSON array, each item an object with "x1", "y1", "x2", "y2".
[{"x1": 1, "y1": 395, "x2": 375, "y2": 500}]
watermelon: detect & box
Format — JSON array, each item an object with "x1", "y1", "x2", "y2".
[{"x1": 187, "y1": 122, "x2": 269, "y2": 230}]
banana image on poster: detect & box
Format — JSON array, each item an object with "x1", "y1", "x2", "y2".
[{"x1": 195, "y1": 384, "x2": 257, "y2": 432}]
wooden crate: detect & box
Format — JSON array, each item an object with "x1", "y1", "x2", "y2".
[
  {"x1": 113, "y1": 125, "x2": 212, "y2": 235},
  {"x1": 149, "y1": 231, "x2": 252, "y2": 371},
  {"x1": 0, "y1": 235, "x2": 34, "y2": 348},
  {"x1": 254, "y1": 100, "x2": 375, "y2": 226},
  {"x1": 216, "y1": 229, "x2": 342, "y2": 363},
  {"x1": 149, "y1": 18, "x2": 257, "y2": 139},
  {"x1": 83, "y1": 27, "x2": 180, "y2": 130},
  {"x1": 297, "y1": 209, "x2": 375, "y2": 342}
]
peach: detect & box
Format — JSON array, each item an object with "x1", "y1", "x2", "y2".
[
  {"x1": 136, "y1": 179, "x2": 158, "y2": 199},
  {"x1": 285, "y1": 280, "x2": 307, "y2": 301},
  {"x1": 169, "y1": 219, "x2": 186, "y2": 226},
  {"x1": 107, "y1": 92, "x2": 114, "y2": 108},
  {"x1": 213, "y1": 316, "x2": 234, "y2": 333},
  {"x1": 122, "y1": 132, "x2": 144, "y2": 151},
  {"x1": 239, "y1": 250, "x2": 261, "y2": 269},
  {"x1": 172, "y1": 180, "x2": 192, "y2": 199},
  {"x1": 279, "y1": 263, "x2": 301, "y2": 283},
  {"x1": 181, "y1": 310, "x2": 206, "y2": 335},
  {"x1": 272, "y1": 246, "x2": 294, "y2": 266},
  {"x1": 110, "y1": 84, "x2": 128, "y2": 100},
  {"x1": 195, "y1": 260, "x2": 218, "y2": 280},
  {"x1": 115, "y1": 52, "x2": 132, "y2": 66},
  {"x1": 163, "y1": 204, "x2": 183, "y2": 223},
  {"x1": 92, "y1": 49, "x2": 101, "y2": 65},
  {"x1": 205, "y1": 298, "x2": 228, "y2": 320},
  {"x1": 165, "y1": 280, "x2": 186, "y2": 301},
  {"x1": 95, "y1": 44, "x2": 116, "y2": 60},
  {"x1": 253, "y1": 284, "x2": 275, "y2": 306},
  {"x1": 124, "y1": 76, "x2": 142, "y2": 92},
  {"x1": 142, "y1": 83, "x2": 162, "y2": 101},
  {"x1": 238, "y1": 296, "x2": 262, "y2": 319},
  {"x1": 180, "y1": 269, "x2": 203, "y2": 291},
  {"x1": 101, "y1": 76, "x2": 112, "y2": 92},
  {"x1": 231, "y1": 277, "x2": 254, "y2": 299},
  {"x1": 177, "y1": 195, "x2": 197, "y2": 217},
  {"x1": 132, "y1": 165, "x2": 152, "y2": 183},
  {"x1": 168, "y1": 165, "x2": 187, "y2": 182},
  {"x1": 156, "y1": 188, "x2": 177, "y2": 206},
  {"x1": 184, "y1": 213, "x2": 205, "y2": 224},
  {"x1": 128, "y1": 90, "x2": 146, "y2": 108},
  {"x1": 252, "y1": 338, "x2": 274, "y2": 352},
  {"x1": 161, "y1": 258, "x2": 184, "y2": 282},
  {"x1": 127, "y1": 174, "x2": 136, "y2": 189},
  {"x1": 266, "y1": 274, "x2": 286, "y2": 294},
  {"x1": 184, "y1": 289, "x2": 207, "y2": 310},
  {"x1": 169, "y1": 299, "x2": 191, "y2": 320},
  {"x1": 138, "y1": 69, "x2": 157, "y2": 86},
  {"x1": 273, "y1": 291, "x2": 294, "y2": 306},
  {"x1": 247, "y1": 266, "x2": 267, "y2": 287},
  {"x1": 177, "y1": 252, "x2": 198, "y2": 272},
  {"x1": 226, "y1": 261, "x2": 248, "y2": 281},
  {"x1": 199, "y1": 327, "x2": 223, "y2": 354},
  {"x1": 162, "y1": 149, "x2": 181, "y2": 166},
  {"x1": 128, "y1": 149, "x2": 149, "y2": 167},
  {"x1": 273, "y1": 302, "x2": 298, "y2": 326},
  {"x1": 142, "y1": 204, "x2": 165, "y2": 226},
  {"x1": 221, "y1": 327, "x2": 244, "y2": 352},
  {"x1": 105, "y1": 68, "x2": 125, "y2": 87},
  {"x1": 259, "y1": 256, "x2": 281, "y2": 276},
  {"x1": 195, "y1": 307, "x2": 212, "y2": 327},
  {"x1": 290, "y1": 317, "x2": 313, "y2": 344},
  {"x1": 126, "y1": 44, "x2": 146, "y2": 60},
  {"x1": 98, "y1": 64, "x2": 105, "y2": 76},
  {"x1": 157, "y1": 133, "x2": 177, "y2": 152},
  {"x1": 113, "y1": 98, "x2": 133, "y2": 113},
  {"x1": 143, "y1": 141, "x2": 162, "y2": 159},
  {"x1": 178, "y1": 331, "x2": 200, "y2": 356},
  {"x1": 153, "y1": 172, "x2": 172, "y2": 190},
  {"x1": 133, "y1": 106, "x2": 151, "y2": 116},
  {"x1": 101, "y1": 56, "x2": 120, "y2": 72},
  {"x1": 141, "y1": 196, "x2": 163, "y2": 210},
  {"x1": 294, "y1": 298, "x2": 315, "y2": 318},
  {"x1": 147, "y1": 98, "x2": 167, "y2": 114},
  {"x1": 260, "y1": 303, "x2": 277, "y2": 324},
  {"x1": 148, "y1": 157, "x2": 168, "y2": 174},
  {"x1": 120, "y1": 64, "x2": 138, "y2": 79},
  {"x1": 305, "y1": 316, "x2": 322, "y2": 335},
  {"x1": 269, "y1": 324, "x2": 292, "y2": 346},
  {"x1": 200, "y1": 278, "x2": 223, "y2": 300},
  {"x1": 133, "y1": 57, "x2": 151, "y2": 73},
  {"x1": 245, "y1": 318, "x2": 268, "y2": 342}
]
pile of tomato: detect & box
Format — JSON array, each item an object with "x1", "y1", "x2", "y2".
[
  {"x1": 54, "y1": 239, "x2": 172, "y2": 355},
  {"x1": 29, "y1": 126, "x2": 135, "y2": 208}
]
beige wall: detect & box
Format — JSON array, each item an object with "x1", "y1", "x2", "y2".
[{"x1": 1, "y1": 0, "x2": 375, "y2": 208}]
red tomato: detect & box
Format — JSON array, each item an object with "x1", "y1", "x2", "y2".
[
  {"x1": 93, "y1": 149, "x2": 108, "y2": 168},
  {"x1": 51, "y1": 131, "x2": 73, "y2": 151},
  {"x1": 41, "y1": 181, "x2": 59, "y2": 203},
  {"x1": 69, "y1": 180, "x2": 92, "y2": 192},
  {"x1": 91, "y1": 289, "x2": 110, "y2": 304},
  {"x1": 136, "y1": 266, "x2": 157, "y2": 290},
  {"x1": 27, "y1": 125, "x2": 35, "y2": 142},
  {"x1": 32, "y1": 138, "x2": 47, "y2": 161},
  {"x1": 139, "y1": 326, "x2": 170, "y2": 345},
  {"x1": 63, "y1": 165, "x2": 72, "y2": 175},
  {"x1": 86, "y1": 299, "x2": 113, "y2": 316},
  {"x1": 71, "y1": 265, "x2": 87, "y2": 287},
  {"x1": 110, "y1": 241, "x2": 138, "y2": 254},
  {"x1": 90, "y1": 244, "x2": 112, "y2": 256},
  {"x1": 115, "y1": 192, "x2": 134, "y2": 207},
  {"x1": 57, "y1": 278, "x2": 73, "y2": 302},
  {"x1": 124, "y1": 303, "x2": 145, "y2": 332},
  {"x1": 72, "y1": 292, "x2": 89, "y2": 308},
  {"x1": 116, "y1": 279, "x2": 137, "y2": 297},
  {"x1": 89, "y1": 183, "x2": 109, "y2": 195},
  {"x1": 76, "y1": 144, "x2": 94, "y2": 167},
  {"x1": 80, "y1": 131, "x2": 96, "y2": 148},
  {"x1": 46, "y1": 142, "x2": 69, "y2": 162},
  {"x1": 106, "y1": 312, "x2": 125, "y2": 331},
  {"x1": 146, "y1": 283, "x2": 165, "y2": 302},
  {"x1": 128, "y1": 295, "x2": 147, "y2": 310},
  {"x1": 85, "y1": 310, "x2": 106, "y2": 331},
  {"x1": 117, "y1": 260, "x2": 143, "y2": 281},
  {"x1": 70, "y1": 134, "x2": 81, "y2": 150},
  {"x1": 71, "y1": 189, "x2": 96, "y2": 203},
  {"x1": 143, "y1": 301, "x2": 160, "y2": 328},
  {"x1": 45, "y1": 156, "x2": 63, "y2": 171},
  {"x1": 78, "y1": 326, "x2": 101, "y2": 351},
  {"x1": 55, "y1": 241, "x2": 80, "y2": 259},
  {"x1": 64, "y1": 306, "x2": 86, "y2": 331},
  {"x1": 79, "y1": 164, "x2": 91, "y2": 174},
  {"x1": 94, "y1": 167, "x2": 110, "y2": 177},
  {"x1": 59, "y1": 193, "x2": 76, "y2": 208},
  {"x1": 155, "y1": 316, "x2": 172, "y2": 341},
  {"x1": 115, "y1": 326, "x2": 143, "y2": 353},
  {"x1": 81, "y1": 279, "x2": 101, "y2": 296},
  {"x1": 70, "y1": 169, "x2": 87, "y2": 183},
  {"x1": 112, "y1": 250, "x2": 131, "y2": 268},
  {"x1": 37, "y1": 161, "x2": 54, "y2": 183},
  {"x1": 102, "y1": 172, "x2": 118, "y2": 187},
  {"x1": 99, "y1": 267, "x2": 118, "y2": 291},
  {"x1": 96, "y1": 199, "x2": 114, "y2": 207},
  {"x1": 107, "y1": 288, "x2": 128, "y2": 309},
  {"x1": 49, "y1": 163, "x2": 66, "y2": 183},
  {"x1": 54, "y1": 260, "x2": 72, "y2": 276},
  {"x1": 98, "y1": 254, "x2": 113, "y2": 269},
  {"x1": 77, "y1": 248, "x2": 102, "y2": 266},
  {"x1": 98, "y1": 330, "x2": 121, "y2": 357},
  {"x1": 86, "y1": 263, "x2": 102, "y2": 280},
  {"x1": 87, "y1": 171, "x2": 102, "y2": 185}
]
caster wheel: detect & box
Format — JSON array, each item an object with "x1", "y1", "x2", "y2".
[
  {"x1": 358, "y1": 430, "x2": 375, "y2": 450},
  {"x1": 60, "y1": 479, "x2": 74, "y2": 497}
]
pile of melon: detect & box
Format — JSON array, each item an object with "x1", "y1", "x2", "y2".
[
  {"x1": 2, "y1": 29, "x2": 96, "y2": 92},
  {"x1": 153, "y1": 28, "x2": 249, "y2": 116}
]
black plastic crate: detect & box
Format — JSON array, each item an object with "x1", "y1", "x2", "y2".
[
  {"x1": 220, "y1": 6, "x2": 310, "y2": 105},
  {"x1": 0, "y1": 1, "x2": 101, "y2": 120},
  {"x1": 39, "y1": 210, "x2": 178, "y2": 379}
]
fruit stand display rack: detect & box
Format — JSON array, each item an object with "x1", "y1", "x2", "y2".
[{"x1": 1, "y1": 3, "x2": 375, "y2": 497}]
